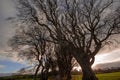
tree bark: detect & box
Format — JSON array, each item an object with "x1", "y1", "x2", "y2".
[
  {"x1": 66, "y1": 65, "x2": 72, "y2": 80},
  {"x1": 34, "y1": 64, "x2": 41, "y2": 80},
  {"x1": 81, "y1": 62, "x2": 98, "y2": 80},
  {"x1": 66, "y1": 72, "x2": 72, "y2": 80},
  {"x1": 40, "y1": 66, "x2": 49, "y2": 80},
  {"x1": 72, "y1": 52, "x2": 98, "y2": 80}
]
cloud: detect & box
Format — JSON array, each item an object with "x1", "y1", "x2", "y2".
[
  {"x1": 0, "y1": 0, "x2": 24, "y2": 67},
  {"x1": 0, "y1": 65, "x2": 5, "y2": 69},
  {"x1": 93, "y1": 61, "x2": 120, "y2": 69},
  {"x1": 96, "y1": 49, "x2": 120, "y2": 63},
  {"x1": 0, "y1": 52, "x2": 27, "y2": 65},
  {"x1": 0, "y1": 50, "x2": 33, "y2": 67},
  {"x1": 0, "y1": 0, "x2": 16, "y2": 49},
  {"x1": 92, "y1": 49, "x2": 120, "y2": 68}
]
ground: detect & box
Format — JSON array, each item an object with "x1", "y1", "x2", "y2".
[
  {"x1": 72, "y1": 72, "x2": 120, "y2": 80},
  {"x1": 0, "y1": 72, "x2": 120, "y2": 80}
]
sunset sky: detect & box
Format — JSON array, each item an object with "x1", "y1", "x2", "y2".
[{"x1": 0, "y1": 0, "x2": 120, "y2": 73}]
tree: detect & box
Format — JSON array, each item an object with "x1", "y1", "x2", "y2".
[
  {"x1": 18, "y1": 68, "x2": 26, "y2": 74},
  {"x1": 55, "y1": 43, "x2": 73, "y2": 80},
  {"x1": 12, "y1": 0, "x2": 120, "y2": 80},
  {"x1": 8, "y1": 24, "x2": 74, "y2": 80},
  {"x1": 8, "y1": 25, "x2": 53, "y2": 80},
  {"x1": 11, "y1": 0, "x2": 76, "y2": 80}
]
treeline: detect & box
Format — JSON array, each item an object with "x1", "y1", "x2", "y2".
[
  {"x1": 94, "y1": 67, "x2": 120, "y2": 74},
  {"x1": 71, "y1": 67, "x2": 120, "y2": 75},
  {"x1": 0, "y1": 71, "x2": 58, "y2": 80},
  {"x1": 0, "y1": 74, "x2": 34, "y2": 80}
]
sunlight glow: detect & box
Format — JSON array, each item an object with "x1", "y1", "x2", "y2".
[
  {"x1": 93, "y1": 49, "x2": 120, "y2": 68},
  {"x1": 73, "y1": 66, "x2": 81, "y2": 71}
]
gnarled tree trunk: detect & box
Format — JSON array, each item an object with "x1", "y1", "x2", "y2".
[
  {"x1": 73, "y1": 52, "x2": 98, "y2": 80},
  {"x1": 80, "y1": 62, "x2": 98, "y2": 80},
  {"x1": 34, "y1": 64, "x2": 41, "y2": 80},
  {"x1": 66, "y1": 71, "x2": 72, "y2": 80}
]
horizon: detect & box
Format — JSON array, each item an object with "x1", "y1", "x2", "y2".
[{"x1": 0, "y1": 49, "x2": 120, "y2": 73}]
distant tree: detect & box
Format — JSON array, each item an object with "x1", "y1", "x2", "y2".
[
  {"x1": 11, "y1": 0, "x2": 120, "y2": 80},
  {"x1": 18, "y1": 68, "x2": 26, "y2": 74}
]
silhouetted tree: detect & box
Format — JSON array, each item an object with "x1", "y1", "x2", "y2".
[
  {"x1": 11, "y1": 0, "x2": 120, "y2": 80},
  {"x1": 10, "y1": 0, "x2": 75, "y2": 80},
  {"x1": 18, "y1": 68, "x2": 26, "y2": 74},
  {"x1": 8, "y1": 25, "x2": 53, "y2": 80},
  {"x1": 55, "y1": 43, "x2": 73, "y2": 80}
]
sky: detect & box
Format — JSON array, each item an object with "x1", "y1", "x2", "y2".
[
  {"x1": 0, "y1": 0, "x2": 27, "y2": 73},
  {"x1": 0, "y1": 0, "x2": 120, "y2": 73}
]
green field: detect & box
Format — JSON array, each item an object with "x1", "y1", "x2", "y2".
[
  {"x1": 72, "y1": 72, "x2": 120, "y2": 80},
  {"x1": 0, "y1": 72, "x2": 120, "y2": 80},
  {"x1": 97, "y1": 72, "x2": 120, "y2": 80}
]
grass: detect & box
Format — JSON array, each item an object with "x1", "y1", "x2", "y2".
[
  {"x1": 97, "y1": 72, "x2": 120, "y2": 80},
  {"x1": 72, "y1": 72, "x2": 120, "y2": 80},
  {"x1": 0, "y1": 72, "x2": 120, "y2": 80}
]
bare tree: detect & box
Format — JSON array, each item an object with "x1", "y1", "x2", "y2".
[
  {"x1": 55, "y1": 43, "x2": 73, "y2": 80},
  {"x1": 12, "y1": 0, "x2": 75, "y2": 80},
  {"x1": 12, "y1": 0, "x2": 120, "y2": 80},
  {"x1": 8, "y1": 25, "x2": 53, "y2": 80},
  {"x1": 8, "y1": 26, "x2": 74, "y2": 80}
]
